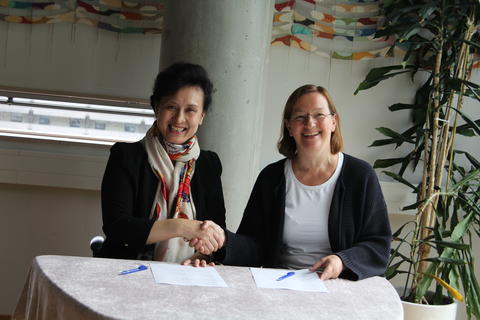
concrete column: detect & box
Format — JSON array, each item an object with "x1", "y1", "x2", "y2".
[{"x1": 161, "y1": 0, "x2": 273, "y2": 230}]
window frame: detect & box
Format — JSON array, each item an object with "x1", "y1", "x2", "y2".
[{"x1": 0, "y1": 86, "x2": 154, "y2": 145}]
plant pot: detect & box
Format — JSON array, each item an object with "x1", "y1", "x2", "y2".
[{"x1": 402, "y1": 299, "x2": 458, "y2": 320}]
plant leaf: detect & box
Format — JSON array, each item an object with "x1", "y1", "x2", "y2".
[
  {"x1": 370, "y1": 138, "x2": 397, "y2": 147},
  {"x1": 452, "y1": 109, "x2": 480, "y2": 136},
  {"x1": 420, "y1": 257, "x2": 464, "y2": 265},
  {"x1": 423, "y1": 273, "x2": 464, "y2": 301},
  {"x1": 385, "y1": 260, "x2": 406, "y2": 278},
  {"x1": 465, "y1": 262, "x2": 480, "y2": 318},
  {"x1": 450, "y1": 211, "x2": 475, "y2": 241},
  {"x1": 391, "y1": 220, "x2": 416, "y2": 238},
  {"x1": 388, "y1": 103, "x2": 416, "y2": 111},
  {"x1": 382, "y1": 171, "x2": 418, "y2": 190},
  {"x1": 455, "y1": 38, "x2": 480, "y2": 50},
  {"x1": 354, "y1": 66, "x2": 415, "y2": 94},
  {"x1": 429, "y1": 240, "x2": 469, "y2": 250},
  {"x1": 373, "y1": 158, "x2": 405, "y2": 169},
  {"x1": 376, "y1": 127, "x2": 415, "y2": 143},
  {"x1": 402, "y1": 199, "x2": 424, "y2": 211},
  {"x1": 454, "y1": 151, "x2": 480, "y2": 169}
]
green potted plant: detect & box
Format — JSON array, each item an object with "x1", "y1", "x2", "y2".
[{"x1": 354, "y1": 0, "x2": 480, "y2": 319}]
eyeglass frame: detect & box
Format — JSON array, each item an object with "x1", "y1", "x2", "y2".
[{"x1": 289, "y1": 112, "x2": 335, "y2": 124}]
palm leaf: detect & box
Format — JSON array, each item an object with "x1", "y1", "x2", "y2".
[
  {"x1": 373, "y1": 157, "x2": 405, "y2": 169},
  {"x1": 424, "y1": 273, "x2": 464, "y2": 301},
  {"x1": 382, "y1": 171, "x2": 417, "y2": 190}
]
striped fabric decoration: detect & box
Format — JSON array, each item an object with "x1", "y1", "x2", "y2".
[
  {"x1": 0, "y1": 0, "x2": 163, "y2": 34},
  {"x1": 1, "y1": 0, "x2": 477, "y2": 68},
  {"x1": 272, "y1": 0, "x2": 396, "y2": 60}
]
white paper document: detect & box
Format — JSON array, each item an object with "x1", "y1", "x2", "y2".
[
  {"x1": 150, "y1": 263, "x2": 228, "y2": 288},
  {"x1": 250, "y1": 268, "x2": 328, "y2": 292}
]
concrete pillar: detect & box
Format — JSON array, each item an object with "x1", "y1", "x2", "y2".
[{"x1": 160, "y1": 0, "x2": 273, "y2": 230}]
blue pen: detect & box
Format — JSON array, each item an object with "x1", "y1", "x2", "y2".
[
  {"x1": 119, "y1": 264, "x2": 148, "y2": 275},
  {"x1": 276, "y1": 271, "x2": 295, "y2": 281}
]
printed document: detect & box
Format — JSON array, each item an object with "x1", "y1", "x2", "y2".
[
  {"x1": 250, "y1": 268, "x2": 328, "y2": 292},
  {"x1": 150, "y1": 263, "x2": 228, "y2": 287}
]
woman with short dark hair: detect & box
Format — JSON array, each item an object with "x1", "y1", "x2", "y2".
[
  {"x1": 215, "y1": 84, "x2": 391, "y2": 280},
  {"x1": 100, "y1": 62, "x2": 225, "y2": 264}
]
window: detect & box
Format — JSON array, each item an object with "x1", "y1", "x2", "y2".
[
  {"x1": 69, "y1": 119, "x2": 81, "y2": 128},
  {"x1": 94, "y1": 121, "x2": 106, "y2": 130},
  {"x1": 0, "y1": 89, "x2": 155, "y2": 145},
  {"x1": 10, "y1": 113, "x2": 23, "y2": 123},
  {"x1": 38, "y1": 116, "x2": 50, "y2": 125},
  {"x1": 124, "y1": 123, "x2": 136, "y2": 132}
]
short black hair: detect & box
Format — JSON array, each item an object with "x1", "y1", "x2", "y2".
[{"x1": 150, "y1": 62, "x2": 213, "y2": 112}]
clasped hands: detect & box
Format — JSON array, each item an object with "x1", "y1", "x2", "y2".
[{"x1": 181, "y1": 220, "x2": 224, "y2": 267}]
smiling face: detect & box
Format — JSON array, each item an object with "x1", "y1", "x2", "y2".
[
  {"x1": 286, "y1": 92, "x2": 336, "y2": 155},
  {"x1": 154, "y1": 86, "x2": 205, "y2": 144}
]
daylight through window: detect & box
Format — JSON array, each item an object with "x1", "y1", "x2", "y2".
[{"x1": 0, "y1": 91, "x2": 155, "y2": 145}]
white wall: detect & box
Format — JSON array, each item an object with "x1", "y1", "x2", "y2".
[
  {"x1": 0, "y1": 138, "x2": 108, "y2": 314},
  {"x1": 0, "y1": 181, "x2": 104, "y2": 313},
  {"x1": 0, "y1": 21, "x2": 478, "y2": 320},
  {"x1": 0, "y1": 21, "x2": 160, "y2": 99}
]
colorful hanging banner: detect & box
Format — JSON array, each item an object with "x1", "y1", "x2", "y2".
[
  {"x1": 1, "y1": 0, "x2": 477, "y2": 66},
  {"x1": 272, "y1": 0, "x2": 396, "y2": 60},
  {"x1": 0, "y1": 0, "x2": 163, "y2": 34}
]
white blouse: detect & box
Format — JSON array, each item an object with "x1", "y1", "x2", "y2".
[{"x1": 278, "y1": 152, "x2": 344, "y2": 269}]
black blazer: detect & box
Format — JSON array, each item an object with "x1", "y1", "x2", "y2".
[{"x1": 99, "y1": 141, "x2": 226, "y2": 259}]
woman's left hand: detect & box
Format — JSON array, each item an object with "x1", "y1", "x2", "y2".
[
  {"x1": 181, "y1": 252, "x2": 215, "y2": 267},
  {"x1": 309, "y1": 255, "x2": 345, "y2": 280}
]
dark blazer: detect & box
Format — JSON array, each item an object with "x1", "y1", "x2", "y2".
[
  {"x1": 100, "y1": 141, "x2": 226, "y2": 260},
  {"x1": 217, "y1": 154, "x2": 391, "y2": 280}
]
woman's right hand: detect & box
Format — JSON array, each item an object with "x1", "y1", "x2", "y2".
[{"x1": 180, "y1": 219, "x2": 225, "y2": 254}]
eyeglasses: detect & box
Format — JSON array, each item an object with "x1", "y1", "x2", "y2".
[{"x1": 290, "y1": 112, "x2": 334, "y2": 123}]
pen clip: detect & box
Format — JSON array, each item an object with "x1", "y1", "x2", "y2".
[
  {"x1": 119, "y1": 264, "x2": 148, "y2": 275},
  {"x1": 276, "y1": 271, "x2": 295, "y2": 281}
]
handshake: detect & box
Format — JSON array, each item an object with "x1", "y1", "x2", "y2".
[
  {"x1": 184, "y1": 220, "x2": 225, "y2": 255},
  {"x1": 180, "y1": 220, "x2": 225, "y2": 267}
]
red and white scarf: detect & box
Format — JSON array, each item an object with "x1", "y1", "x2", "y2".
[{"x1": 142, "y1": 124, "x2": 199, "y2": 262}]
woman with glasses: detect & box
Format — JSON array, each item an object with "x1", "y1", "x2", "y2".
[
  {"x1": 212, "y1": 84, "x2": 391, "y2": 280},
  {"x1": 100, "y1": 62, "x2": 225, "y2": 264}
]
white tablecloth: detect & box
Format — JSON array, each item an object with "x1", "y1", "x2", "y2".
[{"x1": 13, "y1": 255, "x2": 403, "y2": 320}]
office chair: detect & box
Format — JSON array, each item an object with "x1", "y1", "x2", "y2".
[{"x1": 90, "y1": 236, "x2": 104, "y2": 257}]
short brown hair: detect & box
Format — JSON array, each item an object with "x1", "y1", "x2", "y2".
[{"x1": 277, "y1": 85, "x2": 344, "y2": 158}]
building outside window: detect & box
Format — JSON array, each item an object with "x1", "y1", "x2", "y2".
[
  {"x1": 124, "y1": 123, "x2": 136, "y2": 132},
  {"x1": 38, "y1": 116, "x2": 50, "y2": 125},
  {"x1": 69, "y1": 119, "x2": 81, "y2": 128},
  {"x1": 10, "y1": 113, "x2": 23, "y2": 122}
]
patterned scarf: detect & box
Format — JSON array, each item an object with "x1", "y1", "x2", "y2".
[{"x1": 142, "y1": 123, "x2": 200, "y2": 263}]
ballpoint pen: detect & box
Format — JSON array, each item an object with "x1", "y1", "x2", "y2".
[
  {"x1": 119, "y1": 264, "x2": 148, "y2": 275},
  {"x1": 276, "y1": 271, "x2": 295, "y2": 281}
]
